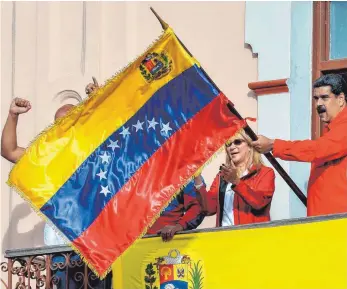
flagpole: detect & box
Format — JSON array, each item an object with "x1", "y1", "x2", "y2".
[
  {"x1": 150, "y1": 7, "x2": 169, "y2": 30},
  {"x1": 150, "y1": 7, "x2": 307, "y2": 207}
]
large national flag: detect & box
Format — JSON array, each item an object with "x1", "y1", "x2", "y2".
[{"x1": 8, "y1": 27, "x2": 246, "y2": 277}]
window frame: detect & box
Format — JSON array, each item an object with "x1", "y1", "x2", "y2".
[{"x1": 312, "y1": 1, "x2": 347, "y2": 139}]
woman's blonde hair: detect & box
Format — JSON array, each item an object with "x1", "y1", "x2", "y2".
[{"x1": 225, "y1": 129, "x2": 263, "y2": 176}]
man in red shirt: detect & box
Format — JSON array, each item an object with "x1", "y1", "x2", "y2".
[{"x1": 252, "y1": 74, "x2": 347, "y2": 217}]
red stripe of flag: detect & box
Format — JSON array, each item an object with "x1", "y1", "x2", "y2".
[{"x1": 73, "y1": 93, "x2": 245, "y2": 275}]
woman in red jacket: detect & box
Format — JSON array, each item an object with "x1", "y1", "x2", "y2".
[{"x1": 194, "y1": 130, "x2": 275, "y2": 226}]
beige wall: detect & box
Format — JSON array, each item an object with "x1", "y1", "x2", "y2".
[{"x1": 0, "y1": 1, "x2": 257, "y2": 253}]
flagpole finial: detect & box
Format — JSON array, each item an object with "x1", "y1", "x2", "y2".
[{"x1": 150, "y1": 7, "x2": 169, "y2": 30}]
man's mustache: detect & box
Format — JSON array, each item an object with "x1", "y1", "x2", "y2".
[{"x1": 317, "y1": 105, "x2": 327, "y2": 114}]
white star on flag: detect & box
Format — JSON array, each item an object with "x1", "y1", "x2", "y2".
[
  {"x1": 107, "y1": 139, "x2": 120, "y2": 151},
  {"x1": 99, "y1": 152, "x2": 111, "y2": 164},
  {"x1": 133, "y1": 120, "x2": 144, "y2": 132},
  {"x1": 161, "y1": 122, "x2": 172, "y2": 135},
  {"x1": 100, "y1": 185, "x2": 111, "y2": 197},
  {"x1": 96, "y1": 169, "x2": 107, "y2": 181},
  {"x1": 147, "y1": 117, "x2": 159, "y2": 130},
  {"x1": 119, "y1": 126, "x2": 130, "y2": 138}
]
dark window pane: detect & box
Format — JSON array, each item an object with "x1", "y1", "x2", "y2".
[{"x1": 330, "y1": 1, "x2": 347, "y2": 60}]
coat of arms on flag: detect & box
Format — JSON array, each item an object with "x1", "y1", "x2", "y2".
[
  {"x1": 139, "y1": 52, "x2": 173, "y2": 82},
  {"x1": 144, "y1": 249, "x2": 203, "y2": 289}
]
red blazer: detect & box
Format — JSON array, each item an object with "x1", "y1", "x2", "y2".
[
  {"x1": 196, "y1": 165, "x2": 275, "y2": 226},
  {"x1": 273, "y1": 107, "x2": 347, "y2": 216}
]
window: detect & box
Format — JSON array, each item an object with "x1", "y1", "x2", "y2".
[
  {"x1": 330, "y1": 2, "x2": 347, "y2": 60},
  {"x1": 312, "y1": 1, "x2": 347, "y2": 139}
]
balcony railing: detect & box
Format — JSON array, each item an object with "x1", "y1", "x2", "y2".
[
  {"x1": 2, "y1": 213, "x2": 346, "y2": 289},
  {"x1": 0, "y1": 245, "x2": 112, "y2": 289}
]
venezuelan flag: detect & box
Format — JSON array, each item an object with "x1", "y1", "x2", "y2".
[{"x1": 8, "y1": 27, "x2": 245, "y2": 277}]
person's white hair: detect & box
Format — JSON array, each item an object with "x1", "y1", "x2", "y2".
[{"x1": 54, "y1": 90, "x2": 83, "y2": 103}]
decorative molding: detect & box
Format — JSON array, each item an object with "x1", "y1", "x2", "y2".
[
  {"x1": 248, "y1": 78, "x2": 289, "y2": 96},
  {"x1": 244, "y1": 42, "x2": 258, "y2": 57}
]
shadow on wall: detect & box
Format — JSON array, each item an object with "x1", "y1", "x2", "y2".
[
  {"x1": 243, "y1": 43, "x2": 257, "y2": 101},
  {"x1": 247, "y1": 90, "x2": 257, "y2": 100},
  {"x1": 2, "y1": 202, "x2": 45, "y2": 251},
  {"x1": 244, "y1": 43, "x2": 258, "y2": 59}
]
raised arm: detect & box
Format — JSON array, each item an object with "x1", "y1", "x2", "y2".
[{"x1": 1, "y1": 98, "x2": 31, "y2": 163}]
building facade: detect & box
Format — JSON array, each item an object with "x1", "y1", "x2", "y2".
[{"x1": 1, "y1": 1, "x2": 346, "y2": 258}]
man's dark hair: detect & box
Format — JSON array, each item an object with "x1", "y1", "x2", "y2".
[{"x1": 313, "y1": 74, "x2": 347, "y2": 101}]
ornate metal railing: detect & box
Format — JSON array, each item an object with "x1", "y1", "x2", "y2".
[{"x1": 1, "y1": 245, "x2": 112, "y2": 289}]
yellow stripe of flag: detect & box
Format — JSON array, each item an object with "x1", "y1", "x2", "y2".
[{"x1": 9, "y1": 27, "x2": 197, "y2": 208}]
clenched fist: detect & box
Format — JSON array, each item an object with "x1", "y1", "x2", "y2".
[
  {"x1": 251, "y1": 135, "x2": 274, "y2": 154},
  {"x1": 9, "y1": 98, "x2": 31, "y2": 116}
]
